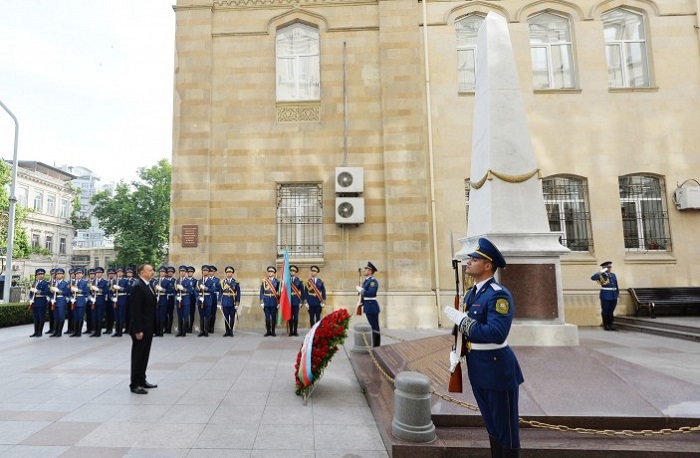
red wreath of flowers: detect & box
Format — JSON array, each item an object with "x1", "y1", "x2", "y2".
[{"x1": 294, "y1": 308, "x2": 351, "y2": 395}]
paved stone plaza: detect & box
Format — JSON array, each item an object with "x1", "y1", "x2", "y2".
[{"x1": 0, "y1": 320, "x2": 699, "y2": 456}]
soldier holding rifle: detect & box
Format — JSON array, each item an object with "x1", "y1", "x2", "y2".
[
  {"x1": 356, "y1": 261, "x2": 380, "y2": 347},
  {"x1": 219, "y1": 265, "x2": 240, "y2": 337},
  {"x1": 260, "y1": 266, "x2": 280, "y2": 337},
  {"x1": 305, "y1": 265, "x2": 326, "y2": 326},
  {"x1": 443, "y1": 238, "x2": 523, "y2": 457},
  {"x1": 89, "y1": 267, "x2": 109, "y2": 337},
  {"x1": 28, "y1": 268, "x2": 50, "y2": 338}
]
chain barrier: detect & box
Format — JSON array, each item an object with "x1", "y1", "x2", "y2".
[{"x1": 355, "y1": 327, "x2": 700, "y2": 437}]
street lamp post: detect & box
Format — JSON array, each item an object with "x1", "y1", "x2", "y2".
[{"x1": 0, "y1": 99, "x2": 19, "y2": 303}]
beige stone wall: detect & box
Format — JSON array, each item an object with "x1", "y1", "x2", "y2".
[{"x1": 171, "y1": 0, "x2": 700, "y2": 329}]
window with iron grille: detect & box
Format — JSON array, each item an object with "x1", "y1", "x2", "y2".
[
  {"x1": 542, "y1": 176, "x2": 593, "y2": 252},
  {"x1": 276, "y1": 183, "x2": 323, "y2": 258},
  {"x1": 619, "y1": 174, "x2": 671, "y2": 251}
]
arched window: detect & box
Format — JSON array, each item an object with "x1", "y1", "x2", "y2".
[
  {"x1": 619, "y1": 175, "x2": 670, "y2": 251},
  {"x1": 455, "y1": 14, "x2": 485, "y2": 92},
  {"x1": 602, "y1": 8, "x2": 650, "y2": 88},
  {"x1": 276, "y1": 23, "x2": 320, "y2": 101},
  {"x1": 542, "y1": 176, "x2": 592, "y2": 251},
  {"x1": 528, "y1": 12, "x2": 575, "y2": 89}
]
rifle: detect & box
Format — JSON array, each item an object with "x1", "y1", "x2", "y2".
[
  {"x1": 448, "y1": 232, "x2": 464, "y2": 393},
  {"x1": 355, "y1": 268, "x2": 363, "y2": 316}
]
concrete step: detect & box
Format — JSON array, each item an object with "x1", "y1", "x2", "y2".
[
  {"x1": 392, "y1": 426, "x2": 700, "y2": 457},
  {"x1": 615, "y1": 318, "x2": 700, "y2": 342}
]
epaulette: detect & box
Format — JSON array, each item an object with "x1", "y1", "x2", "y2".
[{"x1": 490, "y1": 283, "x2": 503, "y2": 291}]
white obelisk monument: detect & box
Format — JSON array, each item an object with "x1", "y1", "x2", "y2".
[{"x1": 456, "y1": 12, "x2": 578, "y2": 345}]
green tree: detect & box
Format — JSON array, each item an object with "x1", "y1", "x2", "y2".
[
  {"x1": 0, "y1": 161, "x2": 31, "y2": 258},
  {"x1": 91, "y1": 159, "x2": 171, "y2": 267}
]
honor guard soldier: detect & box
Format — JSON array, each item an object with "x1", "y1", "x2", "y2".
[
  {"x1": 164, "y1": 266, "x2": 177, "y2": 333},
  {"x1": 219, "y1": 266, "x2": 241, "y2": 337},
  {"x1": 153, "y1": 266, "x2": 168, "y2": 337},
  {"x1": 591, "y1": 261, "x2": 620, "y2": 331},
  {"x1": 288, "y1": 265, "x2": 305, "y2": 336},
  {"x1": 443, "y1": 238, "x2": 524, "y2": 457},
  {"x1": 111, "y1": 267, "x2": 129, "y2": 337},
  {"x1": 105, "y1": 268, "x2": 117, "y2": 334},
  {"x1": 66, "y1": 268, "x2": 76, "y2": 334},
  {"x1": 89, "y1": 267, "x2": 109, "y2": 337},
  {"x1": 28, "y1": 268, "x2": 51, "y2": 337},
  {"x1": 49, "y1": 268, "x2": 71, "y2": 337},
  {"x1": 207, "y1": 265, "x2": 220, "y2": 333},
  {"x1": 175, "y1": 265, "x2": 194, "y2": 336},
  {"x1": 85, "y1": 268, "x2": 96, "y2": 334},
  {"x1": 70, "y1": 268, "x2": 91, "y2": 337},
  {"x1": 195, "y1": 265, "x2": 213, "y2": 337},
  {"x1": 260, "y1": 266, "x2": 280, "y2": 336},
  {"x1": 124, "y1": 267, "x2": 136, "y2": 333},
  {"x1": 305, "y1": 266, "x2": 326, "y2": 327},
  {"x1": 186, "y1": 266, "x2": 197, "y2": 332},
  {"x1": 46, "y1": 269, "x2": 57, "y2": 335},
  {"x1": 356, "y1": 262, "x2": 381, "y2": 347}
]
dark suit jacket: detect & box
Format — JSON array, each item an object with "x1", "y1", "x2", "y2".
[{"x1": 130, "y1": 277, "x2": 157, "y2": 337}]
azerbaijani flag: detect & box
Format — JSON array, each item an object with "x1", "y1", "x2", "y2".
[
  {"x1": 279, "y1": 249, "x2": 292, "y2": 322},
  {"x1": 297, "y1": 319, "x2": 321, "y2": 387}
]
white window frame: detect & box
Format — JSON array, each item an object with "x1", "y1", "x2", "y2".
[
  {"x1": 60, "y1": 199, "x2": 69, "y2": 218},
  {"x1": 46, "y1": 194, "x2": 56, "y2": 216},
  {"x1": 276, "y1": 23, "x2": 321, "y2": 102},
  {"x1": 619, "y1": 175, "x2": 670, "y2": 251},
  {"x1": 528, "y1": 12, "x2": 576, "y2": 89},
  {"x1": 455, "y1": 14, "x2": 485, "y2": 93},
  {"x1": 33, "y1": 192, "x2": 43, "y2": 212},
  {"x1": 59, "y1": 237, "x2": 67, "y2": 255},
  {"x1": 602, "y1": 8, "x2": 650, "y2": 88}
]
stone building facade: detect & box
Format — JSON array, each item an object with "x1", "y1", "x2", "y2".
[{"x1": 169, "y1": 0, "x2": 700, "y2": 329}]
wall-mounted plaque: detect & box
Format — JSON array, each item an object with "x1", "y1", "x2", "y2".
[{"x1": 182, "y1": 225, "x2": 198, "y2": 248}]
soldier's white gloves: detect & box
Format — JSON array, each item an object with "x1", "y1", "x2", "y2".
[
  {"x1": 156, "y1": 285, "x2": 165, "y2": 292},
  {"x1": 234, "y1": 305, "x2": 239, "y2": 311},
  {"x1": 50, "y1": 286, "x2": 59, "y2": 293},
  {"x1": 176, "y1": 284, "x2": 184, "y2": 291},
  {"x1": 198, "y1": 296, "x2": 204, "y2": 303},
  {"x1": 443, "y1": 306, "x2": 468, "y2": 327},
  {"x1": 176, "y1": 296, "x2": 182, "y2": 302},
  {"x1": 71, "y1": 286, "x2": 79, "y2": 293},
  {"x1": 305, "y1": 303, "x2": 309, "y2": 309},
  {"x1": 260, "y1": 302, "x2": 264, "y2": 309},
  {"x1": 355, "y1": 285, "x2": 363, "y2": 293},
  {"x1": 90, "y1": 285, "x2": 99, "y2": 291},
  {"x1": 449, "y1": 350, "x2": 462, "y2": 372},
  {"x1": 600, "y1": 268, "x2": 607, "y2": 273},
  {"x1": 200, "y1": 285, "x2": 208, "y2": 292},
  {"x1": 114, "y1": 285, "x2": 123, "y2": 291},
  {"x1": 30, "y1": 287, "x2": 38, "y2": 293},
  {"x1": 321, "y1": 302, "x2": 325, "y2": 308}
]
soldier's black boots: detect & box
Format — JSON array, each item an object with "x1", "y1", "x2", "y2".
[
  {"x1": 70, "y1": 320, "x2": 82, "y2": 337},
  {"x1": 30, "y1": 323, "x2": 40, "y2": 337},
  {"x1": 165, "y1": 316, "x2": 173, "y2": 334},
  {"x1": 198, "y1": 318, "x2": 208, "y2": 337},
  {"x1": 112, "y1": 321, "x2": 122, "y2": 337}
]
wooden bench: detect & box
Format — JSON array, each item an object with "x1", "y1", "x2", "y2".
[{"x1": 628, "y1": 287, "x2": 700, "y2": 318}]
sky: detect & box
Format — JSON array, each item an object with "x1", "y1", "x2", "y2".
[{"x1": 0, "y1": 0, "x2": 176, "y2": 185}]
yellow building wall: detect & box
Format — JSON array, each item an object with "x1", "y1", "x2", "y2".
[{"x1": 170, "y1": 0, "x2": 700, "y2": 329}]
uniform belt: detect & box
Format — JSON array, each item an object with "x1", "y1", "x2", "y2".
[
  {"x1": 34, "y1": 295, "x2": 46, "y2": 298},
  {"x1": 264, "y1": 293, "x2": 276, "y2": 297},
  {"x1": 600, "y1": 287, "x2": 616, "y2": 291},
  {"x1": 75, "y1": 294, "x2": 84, "y2": 297},
  {"x1": 470, "y1": 341, "x2": 508, "y2": 351},
  {"x1": 364, "y1": 297, "x2": 376, "y2": 300},
  {"x1": 222, "y1": 293, "x2": 235, "y2": 296},
  {"x1": 118, "y1": 293, "x2": 128, "y2": 296},
  {"x1": 202, "y1": 293, "x2": 210, "y2": 296}
]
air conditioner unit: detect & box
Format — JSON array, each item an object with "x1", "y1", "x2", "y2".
[
  {"x1": 335, "y1": 197, "x2": 365, "y2": 224},
  {"x1": 335, "y1": 167, "x2": 364, "y2": 193},
  {"x1": 675, "y1": 187, "x2": 700, "y2": 210}
]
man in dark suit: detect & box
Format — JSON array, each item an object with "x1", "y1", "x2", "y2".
[{"x1": 129, "y1": 264, "x2": 158, "y2": 394}]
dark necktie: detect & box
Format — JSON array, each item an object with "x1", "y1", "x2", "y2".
[{"x1": 467, "y1": 285, "x2": 478, "y2": 306}]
